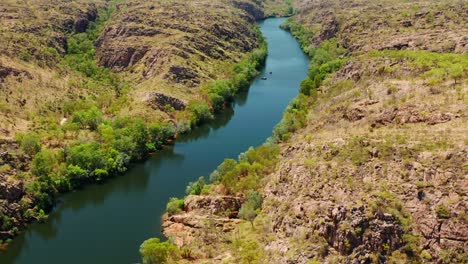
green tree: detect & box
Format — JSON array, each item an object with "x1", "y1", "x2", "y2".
[
  {"x1": 139, "y1": 238, "x2": 179, "y2": 264},
  {"x1": 19, "y1": 133, "x2": 41, "y2": 156},
  {"x1": 166, "y1": 197, "x2": 184, "y2": 216},
  {"x1": 238, "y1": 203, "x2": 257, "y2": 227},
  {"x1": 210, "y1": 158, "x2": 237, "y2": 182},
  {"x1": 448, "y1": 63, "x2": 463, "y2": 85},
  {"x1": 186, "y1": 176, "x2": 206, "y2": 195},
  {"x1": 245, "y1": 191, "x2": 263, "y2": 210},
  {"x1": 187, "y1": 101, "x2": 213, "y2": 125},
  {"x1": 31, "y1": 150, "x2": 57, "y2": 177},
  {"x1": 71, "y1": 106, "x2": 103, "y2": 130},
  {"x1": 299, "y1": 78, "x2": 315, "y2": 96}
]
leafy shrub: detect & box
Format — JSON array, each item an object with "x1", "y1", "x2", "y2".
[
  {"x1": 71, "y1": 106, "x2": 103, "y2": 130},
  {"x1": 210, "y1": 145, "x2": 279, "y2": 194},
  {"x1": 166, "y1": 197, "x2": 184, "y2": 216},
  {"x1": 273, "y1": 94, "x2": 308, "y2": 142},
  {"x1": 187, "y1": 101, "x2": 213, "y2": 126},
  {"x1": 370, "y1": 191, "x2": 411, "y2": 231},
  {"x1": 435, "y1": 204, "x2": 451, "y2": 219},
  {"x1": 238, "y1": 202, "x2": 257, "y2": 227},
  {"x1": 245, "y1": 191, "x2": 263, "y2": 210},
  {"x1": 26, "y1": 178, "x2": 56, "y2": 211},
  {"x1": 66, "y1": 164, "x2": 88, "y2": 181},
  {"x1": 18, "y1": 133, "x2": 41, "y2": 156},
  {"x1": 186, "y1": 176, "x2": 206, "y2": 195},
  {"x1": 31, "y1": 149, "x2": 58, "y2": 178},
  {"x1": 210, "y1": 159, "x2": 238, "y2": 182},
  {"x1": 139, "y1": 238, "x2": 179, "y2": 264},
  {"x1": 233, "y1": 239, "x2": 264, "y2": 263}
]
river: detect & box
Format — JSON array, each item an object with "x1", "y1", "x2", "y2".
[{"x1": 0, "y1": 17, "x2": 310, "y2": 264}]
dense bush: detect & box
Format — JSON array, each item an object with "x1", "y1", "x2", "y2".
[
  {"x1": 280, "y1": 19, "x2": 314, "y2": 49},
  {"x1": 140, "y1": 238, "x2": 179, "y2": 264},
  {"x1": 31, "y1": 149, "x2": 58, "y2": 178},
  {"x1": 166, "y1": 197, "x2": 184, "y2": 216},
  {"x1": 273, "y1": 23, "x2": 348, "y2": 143},
  {"x1": 272, "y1": 94, "x2": 308, "y2": 142},
  {"x1": 62, "y1": 3, "x2": 121, "y2": 91},
  {"x1": 187, "y1": 101, "x2": 213, "y2": 126},
  {"x1": 71, "y1": 106, "x2": 103, "y2": 130},
  {"x1": 18, "y1": 133, "x2": 41, "y2": 156},
  {"x1": 368, "y1": 50, "x2": 467, "y2": 86},
  {"x1": 186, "y1": 176, "x2": 206, "y2": 195},
  {"x1": 210, "y1": 145, "x2": 279, "y2": 194}
]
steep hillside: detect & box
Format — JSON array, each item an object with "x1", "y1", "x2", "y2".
[
  {"x1": 0, "y1": 0, "x2": 267, "y2": 245},
  {"x1": 158, "y1": 0, "x2": 467, "y2": 263}
]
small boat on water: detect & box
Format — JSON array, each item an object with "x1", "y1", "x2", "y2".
[{"x1": 261, "y1": 77, "x2": 267, "y2": 80}]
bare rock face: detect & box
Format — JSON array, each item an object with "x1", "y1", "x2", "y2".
[
  {"x1": 0, "y1": 64, "x2": 31, "y2": 82},
  {"x1": 74, "y1": 5, "x2": 98, "y2": 33},
  {"x1": 373, "y1": 104, "x2": 457, "y2": 127},
  {"x1": 0, "y1": 181, "x2": 24, "y2": 202},
  {"x1": 343, "y1": 107, "x2": 366, "y2": 121},
  {"x1": 184, "y1": 195, "x2": 243, "y2": 216},
  {"x1": 147, "y1": 92, "x2": 186, "y2": 111},
  {"x1": 96, "y1": 44, "x2": 150, "y2": 71},
  {"x1": 164, "y1": 65, "x2": 200, "y2": 87},
  {"x1": 231, "y1": 0, "x2": 265, "y2": 21},
  {"x1": 95, "y1": 0, "x2": 260, "y2": 85},
  {"x1": 315, "y1": 16, "x2": 339, "y2": 43},
  {"x1": 316, "y1": 207, "x2": 404, "y2": 257},
  {"x1": 163, "y1": 195, "x2": 243, "y2": 248}
]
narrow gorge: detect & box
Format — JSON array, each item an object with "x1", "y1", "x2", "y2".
[{"x1": 0, "y1": 0, "x2": 466, "y2": 264}]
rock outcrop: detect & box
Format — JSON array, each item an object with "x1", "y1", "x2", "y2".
[
  {"x1": 163, "y1": 195, "x2": 243, "y2": 248},
  {"x1": 147, "y1": 92, "x2": 187, "y2": 111}
]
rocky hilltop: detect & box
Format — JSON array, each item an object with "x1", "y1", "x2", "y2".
[{"x1": 160, "y1": 0, "x2": 467, "y2": 263}]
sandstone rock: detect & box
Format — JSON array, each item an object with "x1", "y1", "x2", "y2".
[
  {"x1": 147, "y1": 92, "x2": 186, "y2": 111},
  {"x1": 184, "y1": 195, "x2": 243, "y2": 217},
  {"x1": 231, "y1": 0, "x2": 264, "y2": 21},
  {"x1": 164, "y1": 65, "x2": 200, "y2": 87},
  {"x1": 0, "y1": 64, "x2": 31, "y2": 82},
  {"x1": 0, "y1": 181, "x2": 24, "y2": 202},
  {"x1": 343, "y1": 107, "x2": 366, "y2": 121}
]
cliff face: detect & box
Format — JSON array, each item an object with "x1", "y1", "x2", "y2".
[
  {"x1": 261, "y1": 55, "x2": 467, "y2": 262},
  {"x1": 293, "y1": 0, "x2": 467, "y2": 53},
  {"x1": 161, "y1": 1, "x2": 467, "y2": 263},
  {"x1": 96, "y1": 0, "x2": 261, "y2": 87}
]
